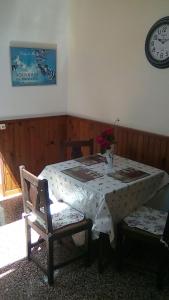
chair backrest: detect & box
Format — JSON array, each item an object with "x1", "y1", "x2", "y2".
[
  {"x1": 162, "y1": 211, "x2": 169, "y2": 246},
  {"x1": 64, "y1": 139, "x2": 94, "y2": 159},
  {"x1": 19, "y1": 165, "x2": 52, "y2": 233}
]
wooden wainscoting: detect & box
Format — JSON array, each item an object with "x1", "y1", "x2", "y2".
[
  {"x1": 67, "y1": 115, "x2": 169, "y2": 173},
  {"x1": 0, "y1": 114, "x2": 169, "y2": 196},
  {"x1": 0, "y1": 115, "x2": 67, "y2": 195}
]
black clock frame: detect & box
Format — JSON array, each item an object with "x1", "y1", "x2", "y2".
[{"x1": 145, "y1": 16, "x2": 169, "y2": 69}]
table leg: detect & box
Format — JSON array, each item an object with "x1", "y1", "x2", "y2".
[{"x1": 98, "y1": 232, "x2": 111, "y2": 273}]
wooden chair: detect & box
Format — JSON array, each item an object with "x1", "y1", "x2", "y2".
[
  {"x1": 64, "y1": 139, "x2": 94, "y2": 159},
  {"x1": 116, "y1": 204, "x2": 169, "y2": 289},
  {"x1": 19, "y1": 165, "x2": 93, "y2": 285}
]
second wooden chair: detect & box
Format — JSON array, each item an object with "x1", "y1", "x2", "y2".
[
  {"x1": 116, "y1": 203, "x2": 169, "y2": 289},
  {"x1": 64, "y1": 139, "x2": 94, "y2": 159}
]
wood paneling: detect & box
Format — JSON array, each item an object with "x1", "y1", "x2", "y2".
[
  {"x1": 0, "y1": 114, "x2": 169, "y2": 194},
  {"x1": 0, "y1": 116, "x2": 67, "y2": 193},
  {"x1": 67, "y1": 116, "x2": 169, "y2": 173}
]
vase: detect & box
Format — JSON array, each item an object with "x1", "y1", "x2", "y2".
[{"x1": 105, "y1": 144, "x2": 114, "y2": 169}]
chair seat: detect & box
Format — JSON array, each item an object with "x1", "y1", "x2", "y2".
[
  {"x1": 124, "y1": 206, "x2": 168, "y2": 236},
  {"x1": 29, "y1": 202, "x2": 85, "y2": 230},
  {"x1": 50, "y1": 202, "x2": 85, "y2": 230}
]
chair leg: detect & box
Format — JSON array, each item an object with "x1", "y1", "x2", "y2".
[
  {"x1": 156, "y1": 246, "x2": 167, "y2": 290},
  {"x1": 25, "y1": 220, "x2": 31, "y2": 260},
  {"x1": 47, "y1": 238, "x2": 54, "y2": 285}
]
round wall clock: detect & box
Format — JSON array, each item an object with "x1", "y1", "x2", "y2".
[{"x1": 145, "y1": 16, "x2": 169, "y2": 68}]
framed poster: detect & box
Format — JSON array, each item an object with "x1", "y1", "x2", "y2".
[{"x1": 10, "y1": 42, "x2": 57, "y2": 86}]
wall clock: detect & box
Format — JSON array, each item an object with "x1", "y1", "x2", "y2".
[{"x1": 145, "y1": 16, "x2": 169, "y2": 68}]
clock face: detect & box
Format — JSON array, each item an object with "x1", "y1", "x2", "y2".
[
  {"x1": 149, "y1": 24, "x2": 169, "y2": 60},
  {"x1": 145, "y1": 17, "x2": 169, "y2": 68}
]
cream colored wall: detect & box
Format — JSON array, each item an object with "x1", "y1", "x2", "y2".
[
  {"x1": 68, "y1": 0, "x2": 169, "y2": 135},
  {"x1": 0, "y1": 0, "x2": 69, "y2": 120},
  {"x1": 1, "y1": 0, "x2": 169, "y2": 135}
]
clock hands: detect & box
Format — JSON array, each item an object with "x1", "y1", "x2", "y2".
[
  {"x1": 158, "y1": 38, "x2": 169, "y2": 44},
  {"x1": 145, "y1": 17, "x2": 169, "y2": 68}
]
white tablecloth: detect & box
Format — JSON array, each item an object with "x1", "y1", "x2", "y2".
[{"x1": 39, "y1": 155, "x2": 169, "y2": 241}]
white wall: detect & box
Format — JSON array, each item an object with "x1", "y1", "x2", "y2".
[
  {"x1": 0, "y1": 0, "x2": 69, "y2": 120},
  {"x1": 1, "y1": 0, "x2": 169, "y2": 136},
  {"x1": 68, "y1": 0, "x2": 169, "y2": 136}
]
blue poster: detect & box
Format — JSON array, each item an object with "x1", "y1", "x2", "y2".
[{"x1": 10, "y1": 46, "x2": 56, "y2": 86}]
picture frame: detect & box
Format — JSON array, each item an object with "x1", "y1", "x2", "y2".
[{"x1": 10, "y1": 42, "x2": 57, "y2": 86}]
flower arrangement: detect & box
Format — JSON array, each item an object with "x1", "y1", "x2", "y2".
[{"x1": 96, "y1": 127, "x2": 115, "y2": 154}]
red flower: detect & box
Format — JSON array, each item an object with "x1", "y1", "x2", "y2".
[
  {"x1": 96, "y1": 127, "x2": 115, "y2": 154},
  {"x1": 102, "y1": 128, "x2": 114, "y2": 136},
  {"x1": 96, "y1": 136, "x2": 104, "y2": 144}
]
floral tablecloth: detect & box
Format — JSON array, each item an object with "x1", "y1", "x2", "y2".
[{"x1": 39, "y1": 155, "x2": 169, "y2": 241}]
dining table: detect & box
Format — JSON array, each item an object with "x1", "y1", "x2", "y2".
[{"x1": 39, "y1": 154, "x2": 169, "y2": 243}]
